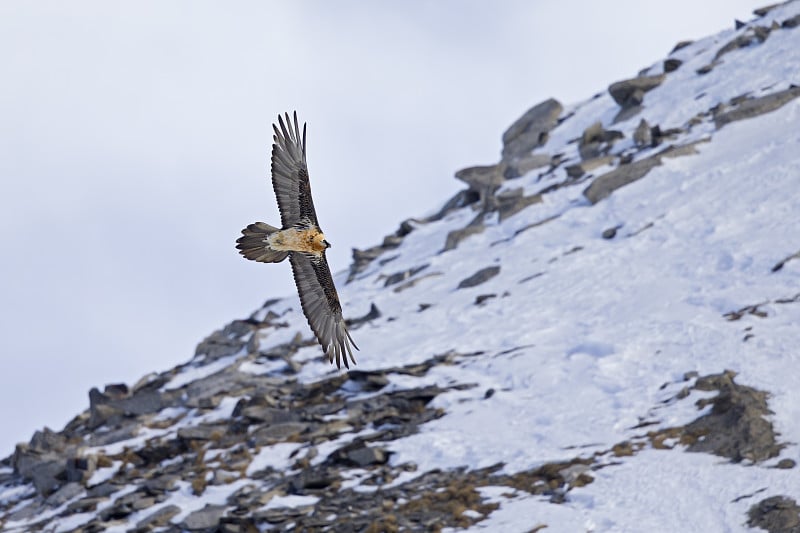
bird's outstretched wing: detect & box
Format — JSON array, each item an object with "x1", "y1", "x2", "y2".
[
  {"x1": 289, "y1": 252, "x2": 358, "y2": 369},
  {"x1": 271, "y1": 111, "x2": 319, "y2": 228}
]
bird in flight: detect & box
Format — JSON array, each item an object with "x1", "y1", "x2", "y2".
[{"x1": 236, "y1": 112, "x2": 358, "y2": 369}]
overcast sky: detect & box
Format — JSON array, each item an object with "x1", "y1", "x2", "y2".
[{"x1": 0, "y1": 0, "x2": 769, "y2": 455}]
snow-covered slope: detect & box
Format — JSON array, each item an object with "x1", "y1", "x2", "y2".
[{"x1": 2, "y1": 2, "x2": 800, "y2": 531}]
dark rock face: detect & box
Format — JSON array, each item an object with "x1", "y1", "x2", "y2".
[
  {"x1": 748, "y1": 496, "x2": 800, "y2": 533},
  {"x1": 457, "y1": 266, "x2": 501, "y2": 289},
  {"x1": 501, "y1": 98, "x2": 563, "y2": 160},
  {"x1": 683, "y1": 371, "x2": 782, "y2": 462},
  {"x1": 583, "y1": 141, "x2": 706, "y2": 204},
  {"x1": 608, "y1": 74, "x2": 666, "y2": 108},
  {"x1": 714, "y1": 86, "x2": 800, "y2": 128}
]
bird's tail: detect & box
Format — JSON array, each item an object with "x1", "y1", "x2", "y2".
[{"x1": 236, "y1": 222, "x2": 289, "y2": 263}]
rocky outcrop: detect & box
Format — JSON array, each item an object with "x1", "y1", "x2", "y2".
[
  {"x1": 582, "y1": 140, "x2": 707, "y2": 204},
  {"x1": 714, "y1": 85, "x2": 800, "y2": 128},
  {"x1": 501, "y1": 98, "x2": 563, "y2": 160},
  {"x1": 608, "y1": 74, "x2": 666, "y2": 108},
  {"x1": 748, "y1": 496, "x2": 800, "y2": 533}
]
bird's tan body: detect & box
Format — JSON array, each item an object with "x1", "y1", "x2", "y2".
[{"x1": 268, "y1": 227, "x2": 327, "y2": 256}]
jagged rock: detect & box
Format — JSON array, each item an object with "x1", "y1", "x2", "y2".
[
  {"x1": 670, "y1": 40, "x2": 693, "y2": 53},
  {"x1": 177, "y1": 424, "x2": 227, "y2": 442},
  {"x1": 697, "y1": 26, "x2": 773, "y2": 75},
  {"x1": 714, "y1": 27, "x2": 771, "y2": 62},
  {"x1": 602, "y1": 226, "x2": 621, "y2": 239},
  {"x1": 442, "y1": 224, "x2": 485, "y2": 252},
  {"x1": 240, "y1": 405, "x2": 300, "y2": 424},
  {"x1": 332, "y1": 442, "x2": 389, "y2": 467},
  {"x1": 633, "y1": 119, "x2": 653, "y2": 147},
  {"x1": 663, "y1": 58, "x2": 682, "y2": 72},
  {"x1": 90, "y1": 386, "x2": 164, "y2": 419},
  {"x1": 474, "y1": 294, "x2": 497, "y2": 306},
  {"x1": 250, "y1": 422, "x2": 308, "y2": 446},
  {"x1": 496, "y1": 188, "x2": 543, "y2": 222},
  {"x1": 347, "y1": 303, "x2": 381, "y2": 329},
  {"x1": 65, "y1": 455, "x2": 96, "y2": 483},
  {"x1": 457, "y1": 266, "x2": 501, "y2": 289},
  {"x1": 503, "y1": 152, "x2": 553, "y2": 179},
  {"x1": 714, "y1": 86, "x2": 800, "y2": 128},
  {"x1": 183, "y1": 504, "x2": 228, "y2": 530},
  {"x1": 14, "y1": 453, "x2": 65, "y2": 496},
  {"x1": 392, "y1": 272, "x2": 444, "y2": 293},
  {"x1": 44, "y1": 481, "x2": 83, "y2": 508},
  {"x1": 346, "y1": 220, "x2": 423, "y2": 283},
  {"x1": 346, "y1": 371, "x2": 390, "y2": 392},
  {"x1": 86, "y1": 480, "x2": 124, "y2": 498},
  {"x1": 684, "y1": 371, "x2": 782, "y2": 462},
  {"x1": 754, "y1": 3, "x2": 782, "y2": 17},
  {"x1": 578, "y1": 121, "x2": 624, "y2": 160},
  {"x1": 784, "y1": 13, "x2": 800, "y2": 28},
  {"x1": 583, "y1": 140, "x2": 707, "y2": 204},
  {"x1": 772, "y1": 250, "x2": 800, "y2": 272},
  {"x1": 608, "y1": 74, "x2": 666, "y2": 108},
  {"x1": 67, "y1": 496, "x2": 107, "y2": 513},
  {"x1": 747, "y1": 496, "x2": 800, "y2": 532},
  {"x1": 501, "y1": 98, "x2": 563, "y2": 160},
  {"x1": 136, "y1": 504, "x2": 182, "y2": 529},
  {"x1": 384, "y1": 265, "x2": 429, "y2": 287},
  {"x1": 565, "y1": 155, "x2": 615, "y2": 179},
  {"x1": 454, "y1": 164, "x2": 506, "y2": 207}
]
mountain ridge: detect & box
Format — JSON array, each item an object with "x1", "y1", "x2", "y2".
[{"x1": 3, "y1": 2, "x2": 800, "y2": 531}]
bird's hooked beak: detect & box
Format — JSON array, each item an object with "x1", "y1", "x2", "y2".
[{"x1": 323, "y1": 240, "x2": 331, "y2": 249}]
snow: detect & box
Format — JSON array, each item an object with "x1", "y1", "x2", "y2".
[
  {"x1": 254, "y1": 3, "x2": 800, "y2": 528},
  {"x1": 246, "y1": 442, "x2": 304, "y2": 476},
  {"x1": 3, "y1": 3, "x2": 800, "y2": 531},
  {"x1": 261, "y1": 493, "x2": 319, "y2": 510}
]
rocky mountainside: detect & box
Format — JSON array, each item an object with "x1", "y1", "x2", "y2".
[{"x1": 3, "y1": 2, "x2": 800, "y2": 531}]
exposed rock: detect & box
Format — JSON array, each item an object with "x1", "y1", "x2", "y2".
[
  {"x1": 457, "y1": 266, "x2": 501, "y2": 289},
  {"x1": 454, "y1": 164, "x2": 506, "y2": 208},
  {"x1": 565, "y1": 155, "x2": 615, "y2": 179},
  {"x1": 442, "y1": 224, "x2": 485, "y2": 252},
  {"x1": 392, "y1": 272, "x2": 444, "y2": 293},
  {"x1": 697, "y1": 26, "x2": 773, "y2": 74},
  {"x1": 347, "y1": 220, "x2": 423, "y2": 283},
  {"x1": 183, "y1": 504, "x2": 228, "y2": 530},
  {"x1": 583, "y1": 140, "x2": 707, "y2": 204},
  {"x1": 715, "y1": 86, "x2": 800, "y2": 128},
  {"x1": 474, "y1": 294, "x2": 497, "y2": 306},
  {"x1": 578, "y1": 121, "x2": 624, "y2": 160},
  {"x1": 608, "y1": 74, "x2": 666, "y2": 108},
  {"x1": 504, "y1": 152, "x2": 553, "y2": 179},
  {"x1": 648, "y1": 371, "x2": 784, "y2": 463},
  {"x1": 772, "y1": 250, "x2": 800, "y2": 272},
  {"x1": 754, "y1": 3, "x2": 782, "y2": 17},
  {"x1": 784, "y1": 13, "x2": 800, "y2": 28},
  {"x1": 502, "y1": 98, "x2": 563, "y2": 160},
  {"x1": 496, "y1": 188, "x2": 543, "y2": 222},
  {"x1": 670, "y1": 40, "x2": 693, "y2": 53},
  {"x1": 663, "y1": 58, "x2": 682, "y2": 72},
  {"x1": 332, "y1": 442, "x2": 389, "y2": 467},
  {"x1": 384, "y1": 265, "x2": 429, "y2": 287},
  {"x1": 633, "y1": 118, "x2": 653, "y2": 147},
  {"x1": 602, "y1": 225, "x2": 622, "y2": 239},
  {"x1": 747, "y1": 496, "x2": 800, "y2": 532},
  {"x1": 136, "y1": 504, "x2": 182, "y2": 529},
  {"x1": 346, "y1": 302, "x2": 382, "y2": 329},
  {"x1": 44, "y1": 481, "x2": 83, "y2": 508},
  {"x1": 714, "y1": 27, "x2": 772, "y2": 62}
]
